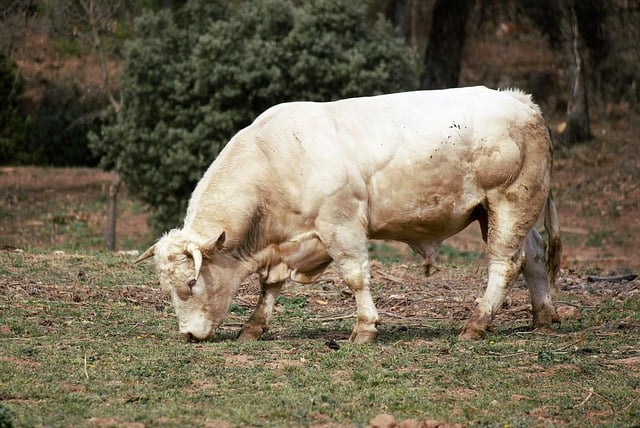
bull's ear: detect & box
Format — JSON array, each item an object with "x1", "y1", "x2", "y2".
[
  {"x1": 201, "y1": 231, "x2": 226, "y2": 258},
  {"x1": 134, "y1": 244, "x2": 156, "y2": 264}
]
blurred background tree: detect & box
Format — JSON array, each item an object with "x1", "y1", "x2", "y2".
[
  {"x1": 0, "y1": 0, "x2": 129, "y2": 166},
  {"x1": 385, "y1": 0, "x2": 638, "y2": 146},
  {"x1": 0, "y1": 52, "x2": 32, "y2": 164}
]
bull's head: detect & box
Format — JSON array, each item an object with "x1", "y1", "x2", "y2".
[{"x1": 135, "y1": 229, "x2": 243, "y2": 341}]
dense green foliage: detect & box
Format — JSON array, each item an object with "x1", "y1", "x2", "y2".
[
  {"x1": 28, "y1": 81, "x2": 103, "y2": 166},
  {"x1": 90, "y1": 0, "x2": 419, "y2": 231},
  {"x1": 0, "y1": 402, "x2": 12, "y2": 428},
  {"x1": 0, "y1": 51, "x2": 103, "y2": 166},
  {"x1": 0, "y1": 52, "x2": 32, "y2": 165}
]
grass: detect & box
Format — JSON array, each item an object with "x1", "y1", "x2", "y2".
[
  {"x1": 1, "y1": 165, "x2": 639, "y2": 427},
  {"x1": 1, "y1": 250, "x2": 640, "y2": 427},
  {"x1": 437, "y1": 243, "x2": 482, "y2": 265}
]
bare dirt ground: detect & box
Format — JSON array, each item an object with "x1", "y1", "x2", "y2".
[
  {"x1": 0, "y1": 167, "x2": 149, "y2": 250},
  {"x1": 552, "y1": 121, "x2": 640, "y2": 273}
]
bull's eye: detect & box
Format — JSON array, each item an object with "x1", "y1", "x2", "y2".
[{"x1": 188, "y1": 279, "x2": 197, "y2": 288}]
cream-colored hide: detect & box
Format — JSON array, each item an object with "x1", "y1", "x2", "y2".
[{"x1": 136, "y1": 86, "x2": 561, "y2": 343}]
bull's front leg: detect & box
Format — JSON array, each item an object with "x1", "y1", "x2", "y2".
[
  {"x1": 317, "y1": 199, "x2": 379, "y2": 343},
  {"x1": 341, "y1": 259, "x2": 380, "y2": 344},
  {"x1": 238, "y1": 281, "x2": 283, "y2": 341}
]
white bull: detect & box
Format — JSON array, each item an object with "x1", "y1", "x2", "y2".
[{"x1": 136, "y1": 86, "x2": 561, "y2": 343}]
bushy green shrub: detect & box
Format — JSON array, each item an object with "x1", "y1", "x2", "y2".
[
  {"x1": 0, "y1": 402, "x2": 12, "y2": 428},
  {"x1": 91, "y1": 0, "x2": 419, "y2": 232}
]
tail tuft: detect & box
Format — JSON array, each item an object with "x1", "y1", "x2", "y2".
[{"x1": 544, "y1": 192, "x2": 562, "y2": 290}]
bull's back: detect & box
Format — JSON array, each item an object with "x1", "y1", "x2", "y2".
[
  {"x1": 256, "y1": 86, "x2": 542, "y2": 171},
  {"x1": 245, "y1": 87, "x2": 548, "y2": 240}
]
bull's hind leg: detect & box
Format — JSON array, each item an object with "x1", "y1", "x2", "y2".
[
  {"x1": 460, "y1": 200, "x2": 534, "y2": 340},
  {"x1": 238, "y1": 280, "x2": 284, "y2": 341},
  {"x1": 522, "y1": 228, "x2": 559, "y2": 332}
]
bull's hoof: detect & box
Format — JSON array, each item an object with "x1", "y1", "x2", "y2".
[
  {"x1": 460, "y1": 311, "x2": 491, "y2": 340},
  {"x1": 349, "y1": 330, "x2": 378, "y2": 344},
  {"x1": 533, "y1": 306, "x2": 560, "y2": 329},
  {"x1": 459, "y1": 326, "x2": 486, "y2": 340},
  {"x1": 238, "y1": 325, "x2": 265, "y2": 341}
]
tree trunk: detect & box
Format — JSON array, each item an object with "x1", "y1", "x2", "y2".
[
  {"x1": 520, "y1": 0, "x2": 592, "y2": 144},
  {"x1": 420, "y1": 0, "x2": 470, "y2": 89},
  {"x1": 560, "y1": 0, "x2": 590, "y2": 145},
  {"x1": 386, "y1": 0, "x2": 411, "y2": 40},
  {"x1": 105, "y1": 174, "x2": 121, "y2": 251}
]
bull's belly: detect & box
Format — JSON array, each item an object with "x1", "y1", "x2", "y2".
[
  {"x1": 365, "y1": 165, "x2": 482, "y2": 242},
  {"x1": 368, "y1": 215, "x2": 475, "y2": 243},
  {"x1": 367, "y1": 198, "x2": 479, "y2": 243}
]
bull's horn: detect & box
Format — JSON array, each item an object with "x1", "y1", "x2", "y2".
[
  {"x1": 184, "y1": 243, "x2": 204, "y2": 281},
  {"x1": 134, "y1": 244, "x2": 156, "y2": 263},
  {"x1": 192, "y1": 248, "x2": 203, "y2": 281}
]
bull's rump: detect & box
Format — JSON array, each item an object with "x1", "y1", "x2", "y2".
[{"x1": 228, "y1": 86, "x2": 547, "y2": 242}]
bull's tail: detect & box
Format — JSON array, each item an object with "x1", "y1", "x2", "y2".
[{"x1": 544, "y1": 191, "x2": 562, "y2": 290}]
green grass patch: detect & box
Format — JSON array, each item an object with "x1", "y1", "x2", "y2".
[
  {"x1": 586, "y1": 229, "x2": 607, "y2": 247},
  {"x1": 368, "y1": 241, "x2": 407, "y2": 265},
  {"x1": 437, "y1": 243, "x2": 481, "y2": 265},
  {"x1": 1, "y1": 250, "x2": 639, "y2": 427}
]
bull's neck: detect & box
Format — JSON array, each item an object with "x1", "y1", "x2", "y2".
[
  {"x1": 183, "y1": 171, "x2": 267, "y2": 257},
  {"x1": 182, "y1": 133, "x2": 276, "y2": 268}
]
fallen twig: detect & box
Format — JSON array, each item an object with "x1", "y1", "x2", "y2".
[
  {"x1": 587, "y1": 274, "x2": 637, "y2": 283},
  {"x1": 553, "y1": 334, "x2": 585, "y2": 352},
  {"x1": 573, "y1": 387, "x2": 594, "y2": 408},
  {"x1": 220, "y1": 322, "x2": 245, "y2": 328},
  {"x1": 504, "y1": 304, "x2": 531, "y2": 314},
  {"x1": 592, "y1": 389, "x2": 616, "y2": 414},
  {"x1": 623, "y1": 394, "x2": 640, "y2": 412},
  {"x1": 554, "y1": 300, "x2": 595, "y2": 309},
  {"x1": 374, "y1": 269, "x2": 404, "y2": 284},
  {"x1": 83, "y1": 353, "x2": 89, "y2": 379},
  {"x1": 483, "y1": 351, "x2": 534, "y2": 358},
  {"x1": 123, "y1": 323, "x2": 141, "y2": 334},
  {"x1": 233, "y1": 297, "x2": 256, "y2": 307},
  {"x1": 379, "y1": 311, "x2": 405, "y2": 319},
  {"x1": 313, "y1": 313, "x2": 356, "y2": 322},
  {"x1": 574, "y1": 386, "x2": 616, "y2": 414}
]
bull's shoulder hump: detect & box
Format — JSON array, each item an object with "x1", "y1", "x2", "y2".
[{"x1": 498, "y1": 88, "x2": 542, "y2": 115}]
